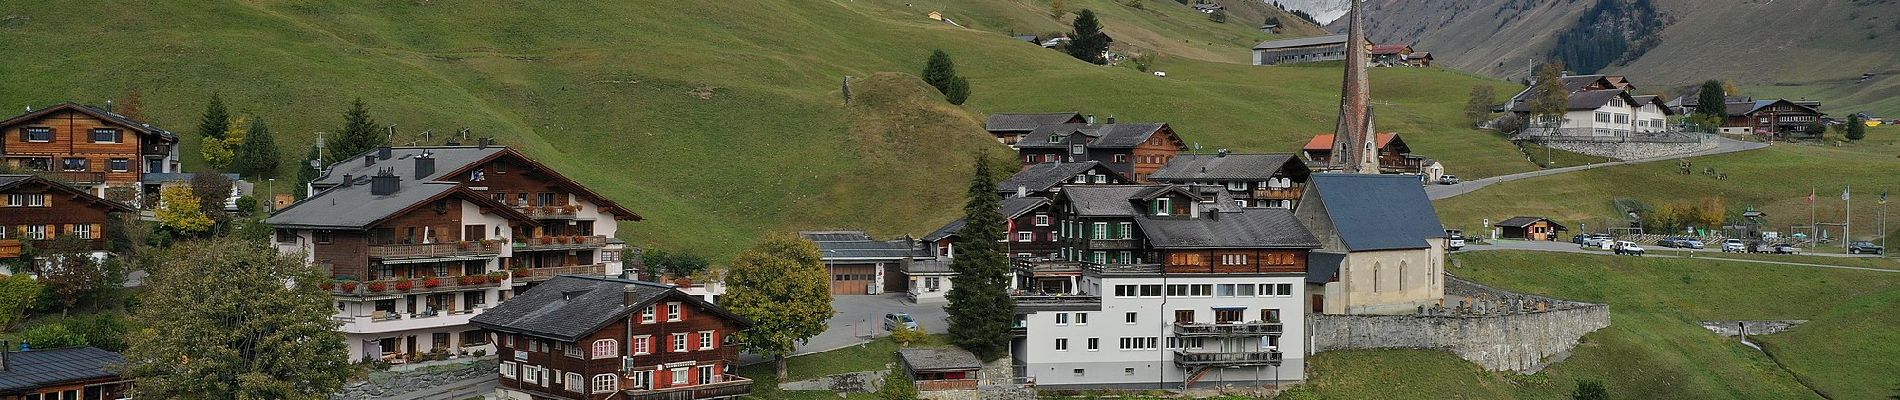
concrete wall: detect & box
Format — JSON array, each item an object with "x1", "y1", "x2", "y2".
[
  {"x1": 1543, "y1": 140, "x2": 1716, "y2": 161},
  {"x1": 1308, "y1": 276, "x2": 1609, "y2": 373}
]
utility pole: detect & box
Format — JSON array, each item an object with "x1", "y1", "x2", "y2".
[{"x1": 1845, "y1": 186, "x2": 1852, "y2": 252}]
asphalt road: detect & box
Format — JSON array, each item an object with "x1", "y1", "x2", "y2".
[
  {"x1": 1427, "y1": 137, "x2": 1769, "y2": 200},
  {"x1": 737, "y1": 293, "x2": 947, "y2": 365},
  {"x1": 1461, "y1": 240, "x2": 1900, "y2": 274}
]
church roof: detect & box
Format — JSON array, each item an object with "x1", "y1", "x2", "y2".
[
  {"x1": 1309, "y1": 174, "x2": 1446, "y2": 251},
  {"x1": 1302, "y1": 133, "x2": 1401, "y2": 151}
]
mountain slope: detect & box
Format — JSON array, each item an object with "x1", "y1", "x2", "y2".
[{"x1": 0, "y1": 0, "x2": 1514, "y2": 258}]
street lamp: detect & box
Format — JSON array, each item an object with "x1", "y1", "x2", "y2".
[{"x1": 266, "y1": 178, "x2": 276, "y2": 213}]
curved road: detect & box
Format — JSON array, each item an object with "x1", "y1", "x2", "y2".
[
  {"x1": 1427, "y1": 137, "x2": 1769, "y2": 200},
  {"x1": 1462, "y1": 240, "x2": 1900, "y2": 274}
]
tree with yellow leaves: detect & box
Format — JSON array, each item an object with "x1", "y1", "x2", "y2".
[{"x1": 154, "y1": 185, "x2": 212, "y2": 234}]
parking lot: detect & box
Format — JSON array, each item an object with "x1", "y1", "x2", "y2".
[{"x1": 738, "y1": 294, "x2": 947, "y2": 365}]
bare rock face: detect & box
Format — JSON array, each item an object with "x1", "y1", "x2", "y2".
[
  {"x1": 1700, "y1": 320, "x2": 1806, "y2": 337},
  {"x1": 1274, "y1": 0, "x2": 1353, "y2": 25}
]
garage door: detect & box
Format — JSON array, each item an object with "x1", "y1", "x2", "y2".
[{"x1": 830, "y1": 264, "x2": 877, "y2": 295}]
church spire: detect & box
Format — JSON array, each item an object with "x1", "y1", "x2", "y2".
[{"x1": 1331, "y1": 0, "x2": 1378, "y2": 174}]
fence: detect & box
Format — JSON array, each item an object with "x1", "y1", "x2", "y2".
[{"x1": 1519, "y1": 127, "x2": 1711, "y2": 144}]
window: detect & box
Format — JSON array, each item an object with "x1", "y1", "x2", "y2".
[
  {"x1": 1091, "y1": 222, "x2": 1107, "y2": 240},
  {"x1": 1609, "y1": 98, "x2": 1624, "y2": 107},
  {"x1": 629, "y1": 370, "x2": 652, "y2": 390},
  {"x1": 1124, "y1": 312, "x2": 1137, "y2": 324},
  {"x1": 1091, "y1": 251, "x2": 1106, "y2": 264},
  {"x1": 1113, "y1": 154, "x2": 1127, "y2": 163},
  {"x1": 1153, "y1": 198, "x2": 1171, "y2": 216},
  {"x1": 593, "y1": 374, "x2": 618, "y2": 393},
  {"x1": 565, "y1": 372, "x2": 585, "y2": 393},
  {"x1": 564, "y1": 342, "x2": 584, "y2": 358},
  {"x1": 23, "y1": 127, "x2": 52, "y2": 142},
  {"x1": 1613, "y1": 113, "x2": 1630, "y2": 124},
  {"x1": 1086, "y1": 337, "x2": 1100, "y2": 351},
  {"x1": 1048, "y1": 231, "x2": 1060, "y2": 242},
  {"x1": 1073, "y1": 368, "x2": 1086, "y2": 377},
  {"x1": 1043, "y1": 154, "x2": 1059, "y2": 162},
  {"x1": 672, "y1": 333, "x2": 689, "y2": 352},
  {"x1": 1167, "y1": 337, "x2": 1204, "y2": 349},
  {"x1": 108, "y1": 158, "x2": 129, "y2": 172},
  {"x1": 1055, "y1": 313, "x2": 1069, "y2": 325},
  {"x1": 700, "y1": 331, "x2": 715, "y2": 350},
  {"x1": 924, "y1": 277, "x2": 941, "y2": 291},
  {"x1": 1118, "y1": 222, "x2": 1132, "y2": 239},
  {"x1": 61, "y1": 158, "x2": 89, "y2": 171},
  {"x1": 1055, "y1": 338, "x2": 1069, "y2": 351},
  {"x1": 90, "y1": 128, "x2": 121, "y2": 143},
  {"x1": 667, "y1": 302, "x2": 682, "y2": 321},
  {"x1": 698, "y1": 365, "x2": 716, "y2": 385},
  {"x1": 522, "y1": 365, "x2": 544, "y2": 386},
  {"x1": 1216, "y1": 284, "x2": 1236, "y2": 297},
  {"x1": 70, "y1": 224, "x2": 91, "y2": 240},
  {"x1": 1117, "y1": 337, "x2": 1158, "y2": 350},
  {"x1": 1019, "y1": 232, "x2": 1033, "y2": 242},
  {"x1": 671, "y1": 367, "x2": 690, "y2": 385},
  {"x1": 1235, "y1": 284, "x2": 1255, "y2": 296},
  {"x1": 1277, "y1": 283, "x2": 1293, "y2": 296},
  {"x1": 500, "y1": 361, "x2": 518, "y2": 379},
  {"x1": 1034, "y1": 214, "x2": 1049, "y2": 226},
  {"x1": 25, "y1": 225, "x2": 46, "y2": 240},
  {"x1": 1226, "y1": 181, "x2": 1247, "y2": 191},
  {"x1": 1070, "y1": 144, "x2": 1084, "y2": 155},
  {"x1": 1263, "y1": 308, "x2": 1282, "y2": 323},
  {"x1": 641, "y1": 306, "x2": 656, "y2": 323},
  {"x1": 1174, "y1": 309, "x2": 1196, "y2": 324},
  {"x1": 1594, "y1": 112, "x2": 1611, "y2": 123},
  {"x1": 632, "y1": 335, "x2": 651, "y2": 355},
  {"x1": 6, "y1": 194, "x2": 46, "y2": 207},
  {"x1": 1221, "y1": 254, "x2": 1248, "y2": 265},
  {"x1": 591, "y1": 339, "x2": 617, "y2": 359},
  {"x1": 1076, "y1": 312, "x2": 1088, "y2": 325}
]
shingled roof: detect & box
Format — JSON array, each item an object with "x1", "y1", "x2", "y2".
[
  {"x1": 984, "y1": 112, "x2": 1082, "y2": 132},
  {"x1": 0, "y1": 102, "x2": 179, "y2": 143},
  {"x1": 1135, "y1": 208, "x2": 1319, "y2": 249},
  {"x1": 899, "y1": 348, "x2": 983, "y2": 373},
  {"x1": 0, "y1": 175, "x2": 135, "y2": 212},
  {"x1": 804, "y1": 231, "x2": 929, "y2": 260},
  {"x1": 266, "y1": 180, "x2": 534, "y2": 230},
  {"x1": 1149, "y1": 153, "x2": 1309, "y2": 182},
  {"x1": 0, "y1": 347, "x2": 125, "y2": 394},
  {"x1": 470, "y1": 275, "x2": 749, "y2": 342},
  {"x1": 997, "y1": 162, "x2": 1114, "y2": 194},
  {"x1": 1015, "y1": 123, "x2": 1174, "y2": 150},
  {"x1": 1308, "y1": 174, "x2": 1445, "y2": 251},
  {"x1": 923, "y1": 197, "x2": 1050, "y2": 242},
  {"x1": 1062, "y1": 185, "x2": 1155, "y2": 217},
  {"x1": 311, "y1": 146, "x2": 639, "y2": 220}
]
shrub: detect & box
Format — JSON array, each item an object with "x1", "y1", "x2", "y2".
[
  {"x1": 63, "y1": 313, "x2": 130, "y2": 351},
  {"x1": 1574, "y1": 380, "x2": 1608, "y2": 400},
  {"x1": 890, "y1": 325, "x2": 930, "y2": 346},
  {"x1": 876, "y1": 363, "x2": 919, "y2": 400},
  {"x1": 18, "y1": 321, "x2": 87, "y2": 349},
  {"x1": 0, "y1": 274, "x2": 41, "y2": 329}
]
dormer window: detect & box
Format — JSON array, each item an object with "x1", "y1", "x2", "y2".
[
  {"x1": 1153, "y1": 198, "x2": 1172, "y2": 216},
  {"x1": 1092, "y1": 175, "x2": 1106, "y2": 184},
  {"x1": 1071, "y1": 145, "x2": 1084, "y2": 155},
  {"x1": 1226, "y1": 182, "x2": 1247, "y2": 191},
  {"x1": 1050, "y1": 135, "x2": 1066, "y2": 143}
]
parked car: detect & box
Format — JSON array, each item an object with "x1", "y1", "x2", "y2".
[
  {"x1": 1614, "y1": 241, "x2": 1645, "y2": 256},
  {"x1": 1437, "y1": 175, "x2": 1460, "y2": 185},
  {"x1": 1679, "y1": 238, "x2": 1705, "y2": 249},
  {"x1": 1771, "y1": 244, "x2": 1802, "y2": 254},
  {"x1": 1722, "y1": 239, "x2": 1746, "y2": 253},
  {"x1": 1849, "y1": 241, "x2": 1885, "y2": 255},
  {"x1": 883, "y1": 313, "x2": 918, "y2": 331},
  {"x1": 1655, "y1": 237, "x2": 1682, "y2": 248},
  {"x1": 1445, "y1": 229, "x2": 1466, "y2": 251},
  {"x1": 1577, "y1": 234, "x2": 1613, "y2": 248}
]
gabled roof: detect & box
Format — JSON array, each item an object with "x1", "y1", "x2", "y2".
[
  {"x1": 1495, "y1": 216, "x2": 1567, "y2": 230},
  {"x1": 1061, "y1": 185, "x2": 1155, "y2": 217},
  {"x1": 0, "y1": 347, "x2": 125, "y2": 394},
  {"x1": 997, "y1": 161, "x2": 1115, "y2": 194},
  {"x1": 0, "y1": 175, "x2": 136, "y2": 213},
  {"x1": 1732, "y1": 99, "x2": 1823, "y2": 117},
  {"x1": 1309, "y1": 174, "x2": 1446, "y2": 251},
  {"x1": 1149, "y1": 153, "x2": 1309, "y2": 182},
  {"x1": 1369, "y1": 44, "x2": 1412, "y2": 55},
  {"x1": 0, "y1": 102, "x2": 179, "y2": 143},
  {"x1": 471, "y1": 275, "x2": 749, "y2": 343},
  {"x1": 1302, "y1": 133, "x2": 1402, "y2": 152},
  {"x1": 1015, "y1": 123, "x2": 1179, "y2": 150},
  {"x1": 899, "y1": 348, "x2": 983, "y2": 372},
  {"x1": 1566, "y1": 89, "x2": 1635, "y2": 111},
  {"x1": 1254, "y1": 34, "x2": 1364, "y2": 50},
  {"x1": 1305, "y1": 252, "x2": 1345, "y2": 284},
  {"x1": 799, "y1": 231, "x2": 874, "y2": 242},
  {"x1": 923, "y1": 197, "x2": 1050, "y2": 242},
  {"x1": 266, "y1": 181, "x2": 535, "y2": 230},
  {"x1": 985, "y1": 113, "x2": 1084, "y2": 133},
  {"x1": 314, "y1": 146, "x2": 640, "y2": 220},
  {"x1": 1134, "y1": 208, "x2": 1319, "y2": 249},
  {"x1": 803, "y1": 231, "x2": 929, "y2": 260}
]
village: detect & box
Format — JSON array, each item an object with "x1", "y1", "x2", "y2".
[{"x1": 0, "y1": 0, "x2": 1896, "y2": 400}]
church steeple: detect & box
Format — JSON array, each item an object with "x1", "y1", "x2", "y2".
[{"x1": 1331, "y1": 0, "x2": 1378, "y2": 174}]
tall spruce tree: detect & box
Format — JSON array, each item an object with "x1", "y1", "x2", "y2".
[
  {"x1": 1694, "y1": 80, "x2": 1727, "y2": 125},
  {"x1": 923, "y1": 50, "x2": 958, "y2": 95},
  {"x1": 1847, "y1": 114, "x2": 1867, "y2": 141},
  {"x1": 1067, "y1": 10, "x2": 1110, "y2": 65},
  {"x1": 329, "y1": 98, "x2": 386, "y2": 164},
  {"x1": 945, "y1": 155, "x2": 1014, "y2": 361},
  {"x1": 945, "y1": 76, "x2": 971, "y2": 105},
  {"x1": 121, "y1": 237, "x2": 350, "y2": 398},
  {"x1": 196, "y1": 94, "x2": 229, "y2": 141},
  {"x1": 231, "y1": 117, "x2": 281, "y2": 179}
]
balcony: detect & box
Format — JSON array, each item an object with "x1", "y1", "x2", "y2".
[
  {"x1": 1173, "y1": 350, "x2": 1282, "y2": 368},
  {"x1": 1173, "y1": 321, "x2": 1283, "y2": 337},
  {"x1": 518, "y1": 205, "x2": 579, "y2": 220},
  {"x1": 0, "y1": 239, "x2": 19, "y2": 259},
  {"x1": 326, "y1": 273, "x2": 509, "y2": 298},
  {"x1": 623, "y1": 375, "x2": 753, "y2": 400},
  {"x1": 511, "y1": 263, "x2": 608, "y2": 283},
  {"x1": 1250, "y1": 188, "x2": 1301, "y2": 201},
  {"x1": 1086, "y1": 238, "x2": 1139, "y2": 250},
  {"x1": 38, "y1": 171, "x2": 106, "y2": 185},
  {"x1": 332, "y1": 307, "x2": 489, "y2": 334},
  {"x1": 513, "y1": 235, "x2": 608, "y2": 252},
  {"x1": 1011, "y1": 294, "x2": 1102, "y2": 312},
  {"x1": 367, "y1": 241, "x2": 503, "y2": 261}
]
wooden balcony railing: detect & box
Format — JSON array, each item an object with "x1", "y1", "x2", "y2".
[
  {"x1": 511, "y1": 263, "x2": 608, "y2": 282},
  {"x1": 513, "y1": 235, "x2": 608, "y2": 251},
  {"x1": 327, "y1": 273, "x2": 509, "y2": 297},
  {"x1": 1250, "y1": 188, "x2": 1301, "y2": 200},
  {"x1": 38, "y1": 171, "x2": 107, "y2": 185},
  {"x1": 1173, "y1": 350, "x2": 1282, "y2": 367},
  {"x1": 623, "y1": 375, "x2": 753, "y2": 400},
  {"x1": 0, "y1": 239, "x2": 19, "y2": 259},
  {"x1": 366, "y1": 241, "x2": 503, "y2": 260},
  {"x1": 1173, "y1": 321, "x2": 1282, "y2": 337},
  {"x1": 518, "y1": 205, "x2": 579, "y2": 220}
]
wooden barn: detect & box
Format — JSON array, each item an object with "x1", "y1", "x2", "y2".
[{"x1": 1495, "y1": 217, "x2": 1568, "y2": 241}]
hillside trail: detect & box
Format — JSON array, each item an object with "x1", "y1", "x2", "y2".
[{"x1": 1427, "y1": 137, "x2": 1768, "y2": 200}]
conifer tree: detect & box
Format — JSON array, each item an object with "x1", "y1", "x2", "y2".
[
  {"x1": 197, "y1": 94, "x2": 229, "y2": 141},
  {"x1": 945, "y1": 155, "x2": 1014, "y2": 361},
  {"x1": 923, "y1": 50, "x2": 958, "y2": 95},
  {"x1": 329, "y1": 98, "x2": 386, "y2": 164},
  {"x1": 1694, "y1": 80, "x2": 1727, "y2": 125},
  {"x1": 1067, "y1": 10, "x2": 1110, "y2": 65},
  {"x1": 232, "y1": 117, "x2": 281, "y2": 179},
  {"x1": 946, "y1": 76, "x2": 971, "y2": 105},
  {"x1": 1847, "y1": 114, "x2": 1867, "y2": 141}
]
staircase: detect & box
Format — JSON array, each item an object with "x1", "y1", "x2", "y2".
[{"x1": 1182, "y1": 367, "x2": 1212, "y2": 389}]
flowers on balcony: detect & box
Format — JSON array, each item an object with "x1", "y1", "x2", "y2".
[
  {"x1": 488, "y1": 271, "x2": 508, "y2": 283},
  {"x1": 319, "y1": 281, "x2": 336, "y2": 291},
  {"x1": 367, "y1": 281, "x2": 388, "y2": 292},
  {"x1": 512, "y1": 268, "x2": 530, "y2": 279},
  {"x1": 457, "y1": 275, "x2": 478, "y2": 285},
  {"x1": 423, "y1": 276, "x2": 442, "y2": 288},
  {"x1": 341, "y1": 281, "x2": 359, "y2": 292},
  {"x1": 538, "y1": 236, "x2": 554, "y2": 245},
  {"x1": 394, "y1": 279, "x2": 415, "y2": 291},
  {"x1": 459, "y1": 241, "x2": 477, "y2": 250}
]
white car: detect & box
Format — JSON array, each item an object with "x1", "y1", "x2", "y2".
[
  {"x1": 1722, "y1": 239, "x2": 1746, "y2": 253},
  {"x1": 1613, "y1": 241, "x2": 1645, "y2": 256}
]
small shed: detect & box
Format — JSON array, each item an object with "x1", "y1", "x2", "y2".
[
  {"x1": 1496, "y1": 216, "x2": 1568, "y2": 241},
  {"x1": 898, "y1": 348, "x2": 982, "y2": 391}
]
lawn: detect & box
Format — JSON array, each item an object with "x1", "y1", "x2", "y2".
[
  {"x1": 737, "y1": 334, "x2": 951, "y2": 400},
  {"x1": 1294, "y1": 250, "x2": 1900, "y2": 399}
]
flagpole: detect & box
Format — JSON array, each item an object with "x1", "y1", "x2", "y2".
[
  {"x1": 1845, "y1": 186, "x2": 1852, "y2": 253},
  {"x1": 1810, "y1": 188, "x2": 1817, "y2": 251}
]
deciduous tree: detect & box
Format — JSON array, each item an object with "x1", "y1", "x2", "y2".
[
  {"x1": 1465, "y1": 85, "x2": 1497, "y2": 127},
  {"x1": 640, "y1": 248, "x2": 711, "y2": 280},
  {"x1": 114, "y1": 89, "x2": 145, "y2": 121},
  {"x1": 724, "y1": 234, "x2": 832, "y2": 379},
  {"x1": 33, "y1": 236, "x2": 113, "y2": 315},
  {"x1": 1528, "y1": 61, "x2": 1570, "y2": 134},
  {"x1": 121, "y1": 237, "x2": 350, "y2": 399},
  {"x1": 201, "y1": 115, "x2": 247, "y2": 170},
  {"x1": 0, "y1": 274, "x2": 41, "y2": 330},
  {"x1": 190, "y1": 172, "x2": 234, "y2": 221},
  {"x1": 945, "y1": 155, "x2": 1014, "y2": 361},
  {"x1": 1066, "y1": 10, "x2": 1110, "y2": 64},
  {"x1": 232, "y1": 117, "x2": 282, "y2": 179},
  {"x1": 155, "y1": 185, "x2": 213, "y2": 234},
  {"x1": 329, "y1": 98, "x2": 386, "y2": 164}
]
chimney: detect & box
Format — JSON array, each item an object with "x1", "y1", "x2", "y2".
[
  {"x1": 1206, "y1": 208, "x2": 1221, "y2": 221},
  {"x1": 1016, "y1": 186, "x2": 1028, "y2": 198},
  {"x1": 477, "y1": 138, "x2": 491, "y2": 149},
  {"x1": 377, "y1": 146, "x2": 393, "y2": 160},
  {"x1": 1085, "y1": 114, "x2": 1096, "y2": 124},
  {"x1": 369, "y1": 169, "x2": 400, "y2": 196},
  {"x1": 364, "y1": 154, "x2": 376, "y2": 167},
  {"x1": 340, "y1": 174, "x2": 354, "y2": 187},
  {"x1": 1106, "y1": 115, "x2": 1116, "y2": 124},
  {"x1": 414, "y1": 151, "x2": 436, "y2": 179},
  {"x1": 625, "y1": 287, "x2": 644, "y2": 305}
]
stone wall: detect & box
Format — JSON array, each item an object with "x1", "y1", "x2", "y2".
[
  {"x1": 1542, "y1": 140, "x2": 1716, "y2": 160},
  {"x1": 333, "y1": 358, "x2": 497, "y2": 400},
  {"x1": 1308, "y1": 276, "x2": 1610, "y2": 373}
]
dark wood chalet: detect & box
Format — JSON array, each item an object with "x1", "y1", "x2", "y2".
[
  {"x1": 1727, "y1": 99, "x2": 1825, "y2": 140},
  {"x1": 984, "y1": 112, "x2": 1084, "y2": 146},
  {"x1": 0, "y1": 175, "x2": 136, "y2": 260},
  {"x1": 1149, "y1": 152, "x2": 1311, "y2": 209},
  {"x1": 1301, "y1": 133, "x2": 1425, "y2": 174},
  {"x1": 472, "y1": 275, "x2": 752, "y2": 400},
  {"x1": 0, "y1": 103, "x2": 181, "y2": 200},
  {"x1": 1055, "y1": 185, "x2": 1315, "y2": 272},
  {"x1": 1016, "y1": 121, "x2": 1187, "y2": 183},
  {"x1": 995, "y1": 161, "x2": 1128, "y2": 198},
  {"x1": 923, "y1": 197, "x2": 1056, "y2": 261},
  {"x1": 1494, "y1": 216, "x2": 1567, "y2": 241},
  {"x1": 0, "y1": 346, "x2": 132, "y2": 400}
]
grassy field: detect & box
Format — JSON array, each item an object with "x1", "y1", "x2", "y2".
[
  {"x1": 0, "y1": 0, "x2": 1527, "y2": 259},
  {"x1": 1293, "y1": 250, "x2": 1900, "y2": 399},
  {"x1": 736, "y1": 334, "x2": 952, "y2": 400}
]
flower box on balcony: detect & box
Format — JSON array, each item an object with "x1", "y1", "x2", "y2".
[
  {"x1": 395, "y1": 279, "x2": 415, "y2": 291},
  {"x1": 342, "y1": 281, "x2": 359, "y2": 292},
  {"x1": 367, "y1": 281, "x2": 387, "y2": 292},
  {"x1": 319, "y1": 281, "x2": 336, "y2": 291},
  {"x1": 423, "y1": 277, "x2": 442, "y2": 288},
  {"x1": 488, "y1": 272, "x2": 508, "y2": 283},
  {"x1": 459, "y1": 241, "x2": 476, "y2": 250},
  {"x1": 512, "y1": 269, "x2": 530, "y2": 279},
  {"x1": 539, "y1": 237, "x2": 554, "y2": 245}
]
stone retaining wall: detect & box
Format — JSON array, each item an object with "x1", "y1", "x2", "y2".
[
  {"x1": 1309, "y1": 276, "x2": 1610, "y2": 373},
  {"x1": 1543, "y1": 140, "x2": 1716, "y2": 160},
  {"x1": 333, "y1": 358, "x2": 497, "y2": 400}
]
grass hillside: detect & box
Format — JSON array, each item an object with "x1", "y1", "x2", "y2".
[
  {"x1": 1291, "y1": 250, "x2": 1900, "y2": 399},
  {"x1": 0, "y1": 0, "x2": 1523, "y2": 257}
]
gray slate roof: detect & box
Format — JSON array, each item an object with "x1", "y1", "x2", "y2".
[
  {"x1": 985, "y1": 112, "x2": 1082, "y2": 132},
  {"x1": 470, "y1": 275, "x2": 746, "y2": 342},
  {"x1": 899, "y1": 348, "x2": 983, "y2": 372},
  {"x1": 1062, "y1": 185, "x2": 1154, "y2": 217},
  {"x1": 997, "y1": 162, "x2": 1107, "y2": 194},
  {"x1": 0, "y1": 347, "x2": 124, "y2": 394},
  {"x1": 922, "y1": 198, "x2": 1049, "y2": 242},
  {"x1": 1254, "y1": 34, "x2": 1348, "y2": 50},
  {"x1": 1309, "y1": 174, "x2": 1446, "y2": 251},
  {"x1": 1149, "y1": 153, "x2": 1306, "y2": 182},
  {"x1": 313, "y1": 146, "x2": 507, "y2": 187},
  {"x1": 266, "y1": 181, "x2": 462, "y2": 229},
  {"x1": 0, "y1": 175, "x2": 25, "y2": 188},
  {"x1": 809, "y1": 234, "x2": 928, "y2": 260},
  {"x1": 1134, "y1": 208, "x2": 1319, "y2": 249},
  {"x1": 1016, "y1": 123, "x2": 1169, "y2": 149},
  {"x1": 801, "y1": 231, "x2": 875, "y2": 242},
  {"x1": 1306, "y1": 252, "x2": 1345, "y2": 284}
]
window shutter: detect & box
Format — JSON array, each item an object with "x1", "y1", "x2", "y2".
[{"x1": 91, "y1": 224, "x2": 101, "y2": 240}]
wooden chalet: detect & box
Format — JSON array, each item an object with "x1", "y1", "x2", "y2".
[
  {"x1": 1494, "y1": 216, "x2": 1567, "y2": 241},
  {"x1": 0, "y1": 175, "x2": 136, "y2": 261},
  {"x1": 1301, "y1": 133, "x2": 1425, "y2": 174},
  {"x1": 1368, "y1": 44, "x2": 1413, "y2": 66},
  {"x1": 1727, "y1": 99, "x2": 1825, "y2": 140},
  {"x1": 995, "y1": 161, "x2": 1128, "y2": 198},
  {"x1": 1015, "y1": 121, "x2": 1188, "y2": 183},
  {"x1": 1044, "y1": 185, "x2": 1318, "y2": 289},
  {"x1": 472, "y1": 275, "x2": 752, "y2": 400},
  {"x1": 0, "y1": 103, "x2": 182, "y2": 202},
  {"x1": 984, "y1": 112, "x2": 1084, "y2": 146},
  {"x1": 0, "y1": 346, "x2": 131, "y2": 400},
  {"x1": 1148, "y1": 152, "x2": 1311, "y2": 209}
]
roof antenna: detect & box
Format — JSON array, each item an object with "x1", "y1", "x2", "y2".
[
  {"x1": 106, "y1": 100, "x2": 114, "y2": 113},
  {"x1": 459, "y1": 128, "x2": 470, "y2": 142}
]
